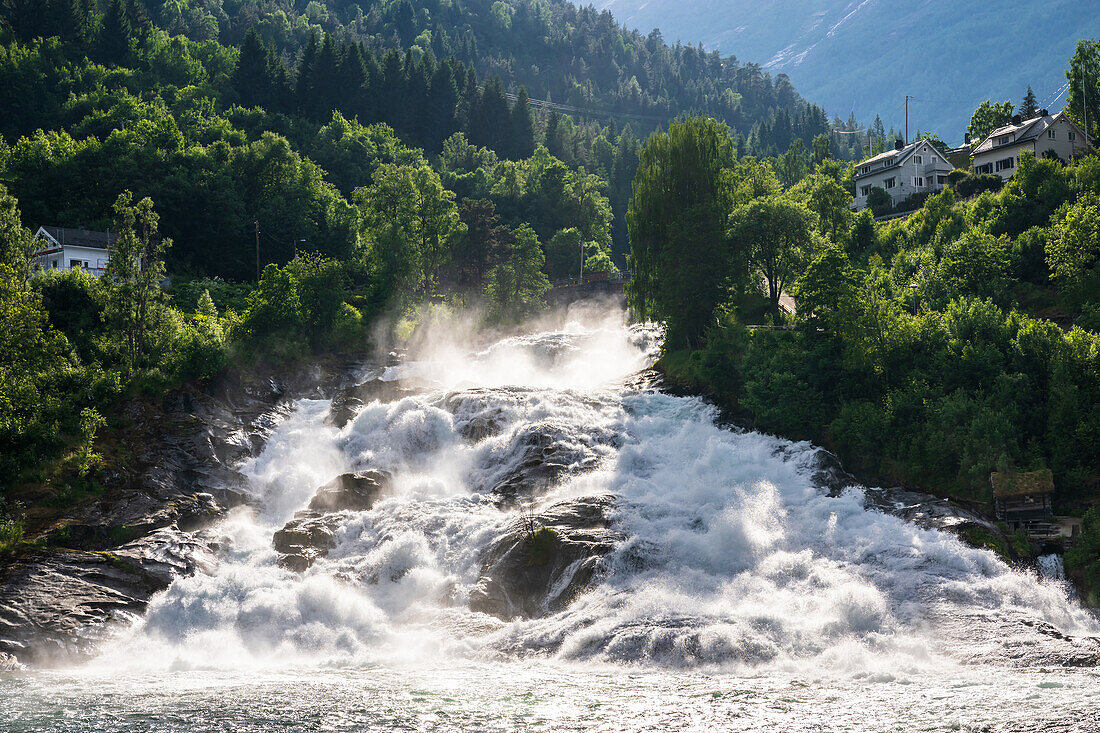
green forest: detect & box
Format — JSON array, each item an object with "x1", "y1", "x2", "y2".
[
  {"x1": 2, "y1": 2, "x2": 1100, "y2": 601},
  {"x1": 0, "y1": 0, "x2": 862, "y2": 536}
]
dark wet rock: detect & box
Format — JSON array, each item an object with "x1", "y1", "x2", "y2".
[
  {"x1": 273, "y1": 513, "x2": 343, "y2": 571},
  {"x1": 309, "y1": 470, "x2": 391, "y2": 513},
  {"x1": 469, "y1": 496, "x2": 623, "y2": 619},
  {"x1": 486, "y1": 422, "x2": 620, "y2": 503},
  {"x1": 325, "y1": 378, "x2": 431, "y2": 427},
  {"x1": 0, "y1": 359, "x2": 372, "y2": 666},
  {"x1": 0, "y1": 529, "x2": 210, "y2": 666},
  {"x1": 808, "y1": 449, "x2": 856, "y2": 496},
  {"x1": 273, "y1": 471, "x2": 391, "y2": 570},
  {"x1": 864, "y1": 486, "x2": 999, "y2": 537}
]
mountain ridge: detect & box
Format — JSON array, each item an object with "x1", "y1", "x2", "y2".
[{"x1": 598, "y1": 0, "x2": 1100, "y2": 143}]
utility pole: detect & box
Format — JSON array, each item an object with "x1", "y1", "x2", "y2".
[
  {"x1": 905, "y1": 95, "x2": 914, "y2": 143},
  {"x1": 254, "y1": 220, "x2": 260, "y2": 282}
]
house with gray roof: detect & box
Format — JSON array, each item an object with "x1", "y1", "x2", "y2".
[
  {"x1": 972, "y1": 110, "x2": 1091, "y2": 180},
  {"x1": 851, "y1": 139, "x2": 953, "y2": 211},
  {"x1": 32, "y1": 226, "x2": 119, "y2": 277}
]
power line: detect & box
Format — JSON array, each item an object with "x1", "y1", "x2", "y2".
[{"x1": 504, "y1": 92, "x2": 671, "y2": 123}]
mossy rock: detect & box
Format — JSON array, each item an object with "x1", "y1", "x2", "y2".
[{"x1": 526, "y1": 526, "x2": 560, "y2": 567}]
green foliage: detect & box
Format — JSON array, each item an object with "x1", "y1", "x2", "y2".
[
  {"x1": 525, "y1": 526, "x2": 560, "y2": 567},
  {"x1": 0, "y1": 262, "x2": 81, "y2": 479},
  {"x1": 729, "y1": 197, "x2": 818, "y2": 312},
  {"x1": 627, "y1": 117, "x2": 738, "y2": 347},
  {"x1": 967, "y1": 100, "x2": 1015, "y2": 145},
  {"x1": 105, "y1": 191, "x2": 171, "y2": 371},
  {"x1": 1065, "y1": 39, "x2": 1100, "y2": 142},
  {"x1": 73, "y1": 407, "x2": 106, "y2": 477},
  {"x1": 485, "y1": 224, "x2": 551, "y2": 321},
  {"x1": 1065, "y1": 507, "x2": 1100, "y2": 605},
  {"x1": 1046, "y1": 193, "x2": 1100, "y2": 286},
  {"x1": 0, "y1": 506, "x2": 25, "y2": 555}
]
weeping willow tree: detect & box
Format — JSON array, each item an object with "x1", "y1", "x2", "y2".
[{"x1": 626, "y1": 117, "x2": 741, "y2": 348}]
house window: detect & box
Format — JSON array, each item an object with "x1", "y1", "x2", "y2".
[
  {"x1": 1069, "y1": 132, "x2": 1077, "y2": 142},
  {"x1": 51, "y1": 260, "x2": 59, "y2": 269},
  {"x1": 913, "y1": 177, "x2": 924, "y2": 187},
  {"x1": 996, "y1": 157, "x2": 1015, "y2": 172},
  {"x1": 976, "y1": 163, "x2": 993, "y2": 175},
  {"x1": 998, "y1": 135, "x2": 1012, "y2": 145},
  {"x1": 884, "y1": 177, "x2": 896, "y2": 189},
  {"x1": 937, "y1": 175, "x2": 948, "y2": 185},
  {"x1": 860, "y1": 185, "x2": 872, "y2": 197},
  {"x1": 915, "y1": 155, "x2": 923, "y2": 164},
  {"x1": 860, "y1": 166, "x2": 870, "y2": 174},
  {"x1": 1048, "y1": 130, "x2": 1056, "y2": 139}
]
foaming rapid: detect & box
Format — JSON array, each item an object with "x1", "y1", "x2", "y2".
[{"x1": 88, "y1": 305, "x2": 1098, "y2": 680}]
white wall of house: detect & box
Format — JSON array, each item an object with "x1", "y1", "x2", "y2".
[
  {"x1": 852, "y1": 141, "x2": 954, "y2": 211},
  {"x1": 33, "y1": 244, "x2": 111, "y2": 276},
  {"x1": 973, "y1": 113, "x2": 1090, "y2": 180}
]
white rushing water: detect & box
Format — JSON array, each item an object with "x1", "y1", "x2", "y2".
[{"x1": 4, "y1": 306, "x2": 1100, "y2": 731}]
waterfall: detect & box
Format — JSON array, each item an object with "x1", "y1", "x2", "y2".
[{"x1": 77, "y1": 306, "x2": 1097, "y2": 676}]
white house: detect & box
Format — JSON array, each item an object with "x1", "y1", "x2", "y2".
[
  {"x1": 31, "y1": 226, "x2": 118, "y2": 276},
  {"x1": 852, "y1": 139, "x2": 954, "y2": 211},
  {"x1": 972, "y1": 110, "x2": 1091, "y2": 180}
]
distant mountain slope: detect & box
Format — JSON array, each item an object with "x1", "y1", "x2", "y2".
[{"x1": 598, "y1": 0, "x2": 1100, "y2": 143}]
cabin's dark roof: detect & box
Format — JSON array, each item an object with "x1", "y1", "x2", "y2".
[
  {"x1": 37, "y1": 226, "x2": 117, "y2": 250},
  {"x1": 990, "y1": 469, "x2": 1055, "y2": 499}
]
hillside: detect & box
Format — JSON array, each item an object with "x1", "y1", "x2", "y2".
[{"x1": 598, "y1": 0, "x2": 1100, "y2": 143}]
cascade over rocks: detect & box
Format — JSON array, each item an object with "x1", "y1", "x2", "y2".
[
  {"x1": 309, "y1": 470, "x2": 392, "y2": 512},
  {"x1": 485, "y1": 421, "x2": 621, "y2": 504},
  {"x1": 273, "y1": 470, "x2": 392, "y2": 571},
  {"x1": 470, "y1": 495, "x2": 623, "y2": 620},
  {"x1": 325, "y1": 377, "x2": 435, "y2": 428},
  {"x1": 0, "y1": 360, "x2": 367, "y2": 665}
]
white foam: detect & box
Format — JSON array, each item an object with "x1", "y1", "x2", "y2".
[{"x1": 91, "y1": 308, "x2": 1098, "y2": 675}]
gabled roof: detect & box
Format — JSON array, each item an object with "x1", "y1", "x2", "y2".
[
  {"x1": 853, "y1": 139, "x2": 950, "y2": 180},
  {"x1": 973, "y1": 110, "x2": 1089, "y2": 155},
  {"x1": 36, "y1": 226, "x2": 117, "y2": 251}
]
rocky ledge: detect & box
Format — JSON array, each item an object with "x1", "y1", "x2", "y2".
[
  {"x1": 0, "y1": 360, "x2": 367, "y2": 666},
  {"x1": 470, "y1": 495, "x2": 623, "y2": 619}
]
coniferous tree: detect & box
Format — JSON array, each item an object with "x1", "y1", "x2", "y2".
[
  {"x1": 98, "y1": 0, "x2": 133, "y2": 67},
  {"x1": 295, "y1": 32, "x2": 320, "y2": 115},
  {"x1": 510, "y1": 87, "x2": 535, "y2": 159},
  {"x1": 1021, "y1": 86, "x2": 1039, "y2": 118},
  {"x1": 234, "y1": 28, "x2": 272, "y2": 108}
]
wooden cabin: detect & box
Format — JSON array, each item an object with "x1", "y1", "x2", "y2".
[{"x1": 991, "y1": 469, "x2": 1055, "y2": 531}]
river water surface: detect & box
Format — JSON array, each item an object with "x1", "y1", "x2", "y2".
[{"x1": 3, "y1": 309, "x2": 1099, "y2": 731}]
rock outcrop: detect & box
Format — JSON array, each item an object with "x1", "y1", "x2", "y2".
[
  {"x1": 308, "y1": 470, "x2": 391, "y2": 512},
  {"x1": 469, "y1": 495, "x2": 623, "y2": 619},
  {"x1": 273, "y1": 470, "x2": 392, "y2": 571},
  {"x1": 0, "y1": 360, "x2": 366, "y2": 666}
]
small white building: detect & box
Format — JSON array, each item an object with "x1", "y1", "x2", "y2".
[
  {"x1": 972, "y1": 110, "x2": 1091, "y2": 180},
  {"x1": 852, "y1": 139, "x2": 954, "y2": 211},
  {"x1": 32, "y1": 226, "x2": 118, "y2": 276}
]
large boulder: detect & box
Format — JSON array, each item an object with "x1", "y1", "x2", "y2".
[
  {"x1": 309, "y1": 470, "x2": 391, "y2": 512},
  {"x1": 485, "y1": 422, "x2": 620, "y2": 504},
  {"x1": 325, "y1": 379, "x2": 432, "y2": 428},
  {"x1": 273, "y1": 470, "x2": 392, "y2": 571},
  {"x1": 469, "y1": 496, "x2": 622, "y2": 620},
  {"x1": 272, "y1": 514, "x2": 341, "y2": 572}
]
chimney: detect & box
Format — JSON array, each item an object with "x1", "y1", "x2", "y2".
[
  {"x1": 1039, "y1": 109, "x2": 1049, "y2": 117},
  {"x1": 894, "y1": 138, "x2": 904, "y2": 151},
  {"x1": 964, "y1": 132, "x2": 971, "y2": 145},
  {"x1": 1012, "y1": 114, "x2": 1022, "y2": 125}
]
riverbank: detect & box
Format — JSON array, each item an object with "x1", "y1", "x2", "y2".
[
  {"x1": 655, "y1": 342, "x2": 1100, "y2": 609},
  {"x1": 0, "y1": 351, "x2": 376, "y2": 665}
]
